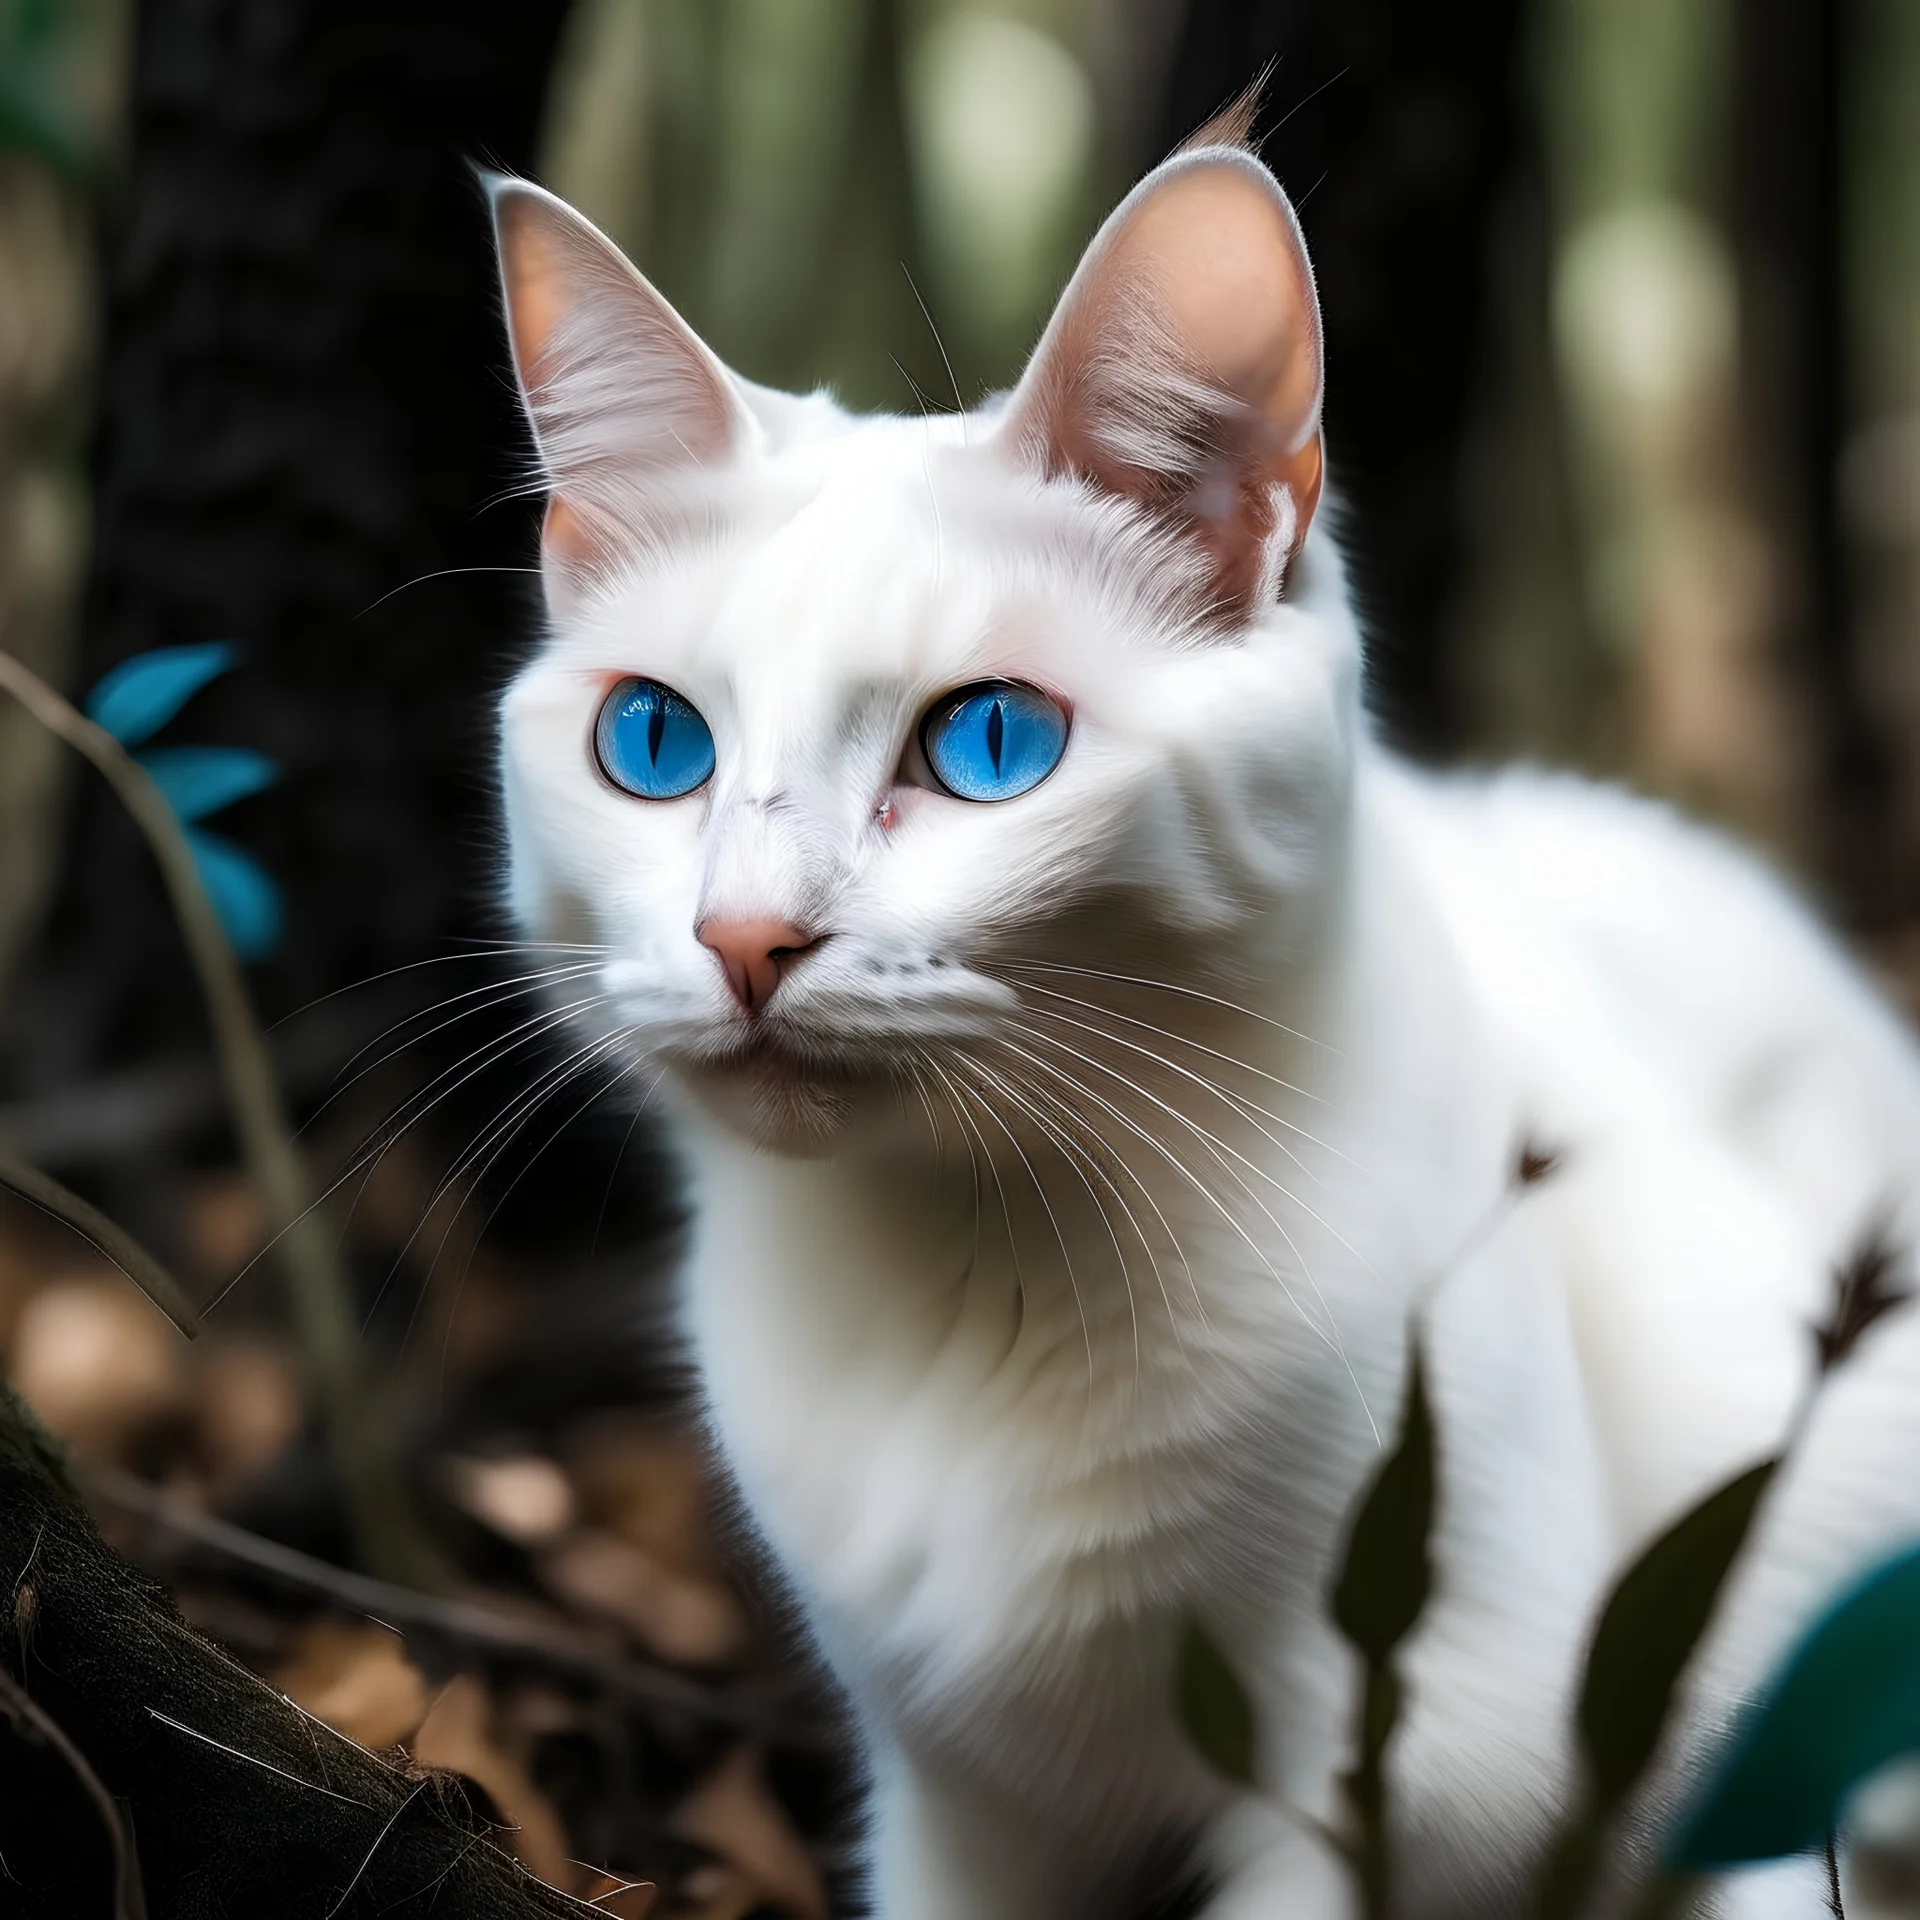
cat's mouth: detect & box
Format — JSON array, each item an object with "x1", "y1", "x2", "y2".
[
  {"x1": 692, "y1": 1027, "x2": 863, "y2": 1087},
  {"x1": 666, "y1": 1026, "x2": 892, "y2": 1152}
]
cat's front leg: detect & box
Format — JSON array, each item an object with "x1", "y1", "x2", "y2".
[
  {"x1": 865, "y1": 1759, "x2": 1062, "y2": 1920},
  {"x1": 1201, "y1": 1797, "x2": 1357, "y2": 1920}
]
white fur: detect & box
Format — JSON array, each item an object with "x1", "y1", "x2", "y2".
[{"x1": 489, "y1": 164, "x2": 1920, "y2": 1918}]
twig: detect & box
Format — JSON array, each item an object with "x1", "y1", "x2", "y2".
[
  {"x1": 86, "y1": 1466, "x2": 800, "y2": 1735},
  {"x1": 0, "y1": 1143, "x2": 199, "y2": 1337},
  {"x1": 0, "y1": 1668, "x2": 148, "y2": 1920},
  {"x1": 0, "y1": 645, "x2": 426, "y2": 1585}
]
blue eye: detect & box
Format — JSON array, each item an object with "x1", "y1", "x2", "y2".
[
  {"x1": 921, "y1": 682, "x2": 1068, "y2": 802},
  {"x1": 595, "y1": 677, "x2": 716, "y2": 799}
]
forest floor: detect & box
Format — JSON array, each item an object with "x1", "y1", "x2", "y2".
[{"x1": 0, "y1": 1064, "x2": 857, "y2": 1919}]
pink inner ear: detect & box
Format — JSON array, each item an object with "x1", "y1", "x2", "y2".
[
  {"x1": 490, "y1": 179, "x2": 747, "y2": 575},
  {"x1": 542, "y1": 497, "x2": 594, "y2": 568},
  {"x1": 1003, "y1": 152, "x2": 1326, "y2": 623}
]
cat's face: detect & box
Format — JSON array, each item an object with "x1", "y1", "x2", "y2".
[{"x1": 492, "y1": 141, "x2": 1358, "y2": 1153}]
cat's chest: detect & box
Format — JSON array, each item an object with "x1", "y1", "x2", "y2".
[{"x1": 702, "y1": 1287, "x2": 1333, "y2": 1664}]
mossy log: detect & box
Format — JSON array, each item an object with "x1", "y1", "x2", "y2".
[{"x1": 0, "y1": 1386, "x2": 592, "y2": 1919}]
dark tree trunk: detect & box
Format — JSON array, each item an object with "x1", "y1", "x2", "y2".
[
  {"x1": 1155, "y1": 0, "x2": 1528, "y2": 755},
  {"x1": 0, "y1": 1389, "x2": 596, "y2": 1920},
  {"x1": 1733, "y1": 0, "x2": 1892, "y2": 924},
  {"x1": 13, "y1": 0, "x2": 573, "y2": 1099}
]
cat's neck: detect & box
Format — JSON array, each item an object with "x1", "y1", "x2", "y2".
[{"x1": 671, "y1": 749, "x2": 1510, "y2": 1441}]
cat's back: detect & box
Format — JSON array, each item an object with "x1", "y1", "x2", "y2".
[
  {"x1": 1375, "y1": 753, "x2": 1920, "y2": 1555},
  {"x1": 1386, "y1": 758, "x2": 1920, "y2": 1227}
]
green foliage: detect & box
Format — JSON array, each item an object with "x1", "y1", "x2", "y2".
[
  {"x1": 1581, "y1": 1460, "x2": 1778, "y2": 1806},
  {"x1": 1174, "y1": 1617, "x2": 1258, "y2": 1789},
  {"x1": 1533, "y1": 1460, "x2": 1778, "y2": 1918},
  {"x1": 1166, "y1": 1225, "x2": 1919, "y2": 1918},
  {"x1": 82, "y1": 646, "x2": 285, "y2": 959},
  {"x1": 1671, "y1": 1540, "x2": 1920, "y2": 1871},
  {"x1": 85, "y1": 642, "x2": 238, "y2": 745},
  {"x1": 1331, "y1": 1342, "x2": 1436, "y2": 1661},
  {"x1": 0, "y1": 0, "x2": 94, "y2": 175},
  {"x1": 136, "y1": 746, "x2": 277, "y2": 823},
  {"x1": 1331, "y1": 1333, "x2": 1439, "y2": 1920}
]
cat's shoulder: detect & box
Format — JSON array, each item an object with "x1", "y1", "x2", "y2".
[
  {"x1": 1384, "y1": 755, "x2": 1827, "y2": 974},
  {"x1": 1379, "y1": 755, "x2": 1920, "y2": 1192}
]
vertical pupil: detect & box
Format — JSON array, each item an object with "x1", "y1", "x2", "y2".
[
  {"x1": 985, "y1": 697, "x2": 1004, "y2": 774},
  {"x1": 646, "y1": 694, "x2": 666, "y2": 765}
]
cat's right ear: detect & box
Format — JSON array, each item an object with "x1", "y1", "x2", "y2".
[
  {"x1": 487, "y1": 177, "x2": 750, "y2": 587},
  {"x1": 994, "y1": 141, "x2": 1324, "y2": 627}
]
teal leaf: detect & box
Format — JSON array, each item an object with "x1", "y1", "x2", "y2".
[
  {"x1": 136, "y1": 746, "x2": 277, "y2": 823},
  {"x1": 1175, "y1": 1618, "x2": 1258, "y2": 1788},
  {"x1": 85, "y1": 643, "x2": 236, "y2": 745},
  {"x1": 1671, "y1": 1540, "x2": 1920, "y2": 1871},
  {"x1": 1331, "y1": 1339, "x2": 1436, "y2": 1662},
  {"x1": 1579, "y1": 1460, "x2": 1777, "y2": 1812},
  {"x1": 184, "y1": 829, "x2": 282, "y2": 961}
]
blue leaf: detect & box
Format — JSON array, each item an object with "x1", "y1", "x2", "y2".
[
  {"x1": 184, "y1": 829, "x2": 282, "y2": 961},
  {"x1": 136, "y1": 746, "x2": 278, "y2": 823},
  {"x1": 1670, "y1": 1540, "x2": 1920, "y2": 1870},
  {"x1": 85, "y1": 643, "x2": 237, "y2": 745}
]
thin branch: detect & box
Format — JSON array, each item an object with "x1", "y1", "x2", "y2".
[
  {"x1": 0, "y1": 646, "x2": 426, "y2": 1585},
  {"x1": 0, "y1": 1668, "x2": 149, "y2": 1920},
  {"x1": 0, "y1": 1143, "x2": 199, "y2": 1337},
  {"x1": 86, "y1": 1467, "x2": 803, "y2": 1736}
]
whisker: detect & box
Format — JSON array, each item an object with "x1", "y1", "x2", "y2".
[
  {"x1": 381, "y1": 1023, "x2": 633, "y2": 1329},
  {"x1": 996, "y1": 1034, "x2": 1339, "y2": 1356},
  {"x1": 944, "y1": 1055, "x2": 1095, "y2": 1402},
  {"x1": 1012, "y1": 1017, "x2": 1370, "y2": 1376},
  {"x1": 1014, "y1": 1015, "x2": 1374, "y2": 1289},
  {"x1": 970, "y1": 1054, "x2": 1141, "y2": 1385},
  {"x1": 323, "y1": 998, "x2": 611, "y2": 1265},
  {"x1": 266, "y1": 939, "x2": 609, "y2": 1034},
  {"x1": 1014, "y1": 989, "x2": 1339, "y2": 1164},
  {"x1": 298, "y1": 962, "x2": 607, "y2": 1138},
  {"x1": 200, "y1": 994, "x2": 610, "y2": 1317},
  {"x1": 1005, "y1": 978, "x2": 1328, "y2": 1120},
  {"x1": 589, "y1": 1086, "x2": 654, "y2": 1263},
  {"x1": 998, "y1": 960, "x2": 1331, "y2": 1051},
  {"x1": 355, "y1": 564, "x2": 543, "y2": 620},
  {"x1": 918, "y1": 1053, "x2": 1027, "y2": 1346},
  {"x1": 1012, "y1": 1033, "x2": 1378, "y2": 1440},
  {"x1": 421, "y1": 1038, "x2": 640, "y2": 1391},
  {"x1": 913, "y1": 1054, "x2": 987, "y2": 1289},
  {"x1": 994, "y1": 1050, "x2": 1204, "y2": 1346}
]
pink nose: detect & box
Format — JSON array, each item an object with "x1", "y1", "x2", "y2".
[{"x1": 697, "y1": 918, "x2": 819, "y2": 1014}]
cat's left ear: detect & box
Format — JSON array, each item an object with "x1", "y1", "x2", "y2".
[
  {"x1": 996, "y1": 141, "x2": 1323, "y2": 624},
  {"x1": 487, "y1": 177, "x2": 752, "y2": 586}
]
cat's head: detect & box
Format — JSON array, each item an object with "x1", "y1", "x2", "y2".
[{"x1": 489, "y1": 132, "x2": 1362, "y2": 1154}]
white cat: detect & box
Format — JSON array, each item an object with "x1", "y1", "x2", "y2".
[{"x1": 485, "y1": 127, "x2": 1920, "y2": 1919}]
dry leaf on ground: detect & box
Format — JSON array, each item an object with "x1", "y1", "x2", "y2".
[
  {"x1": 670, "y1": 1744, "x2": 827, "y2": 1920},
  {"x1": 567, "y1": 1419, "x2": 723, "y2": 1580},
  {"x1": 539, "y1": 1530, "x2": 747, "y2": 1668},
  {"x1": 444, "y1": 1452, "x2": 577, "y2": 1544},
  {"x1": 273, "y1": 1619, "x2": 429, "y2": 1751},
  {"x1": 579, "y1": 1871, "x2": 660, "y2": 1917},
  {"x1": 192, "y1": 1336, "x2": 303, "y2": 1488},
  {"x1": 410, "y1": 1672, "x2": 576, "y2": 1890},
  {"x1": 8, "y1": 1275, "x2": 186, "y2": 1457},
  {"x1": 179, "y1": 1172, "x2": 266, "y2": 1281}
]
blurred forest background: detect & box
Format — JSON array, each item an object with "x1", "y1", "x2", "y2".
[{"x1": 0, "y1": 1, "x2": 1916, "y2": 1915}]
